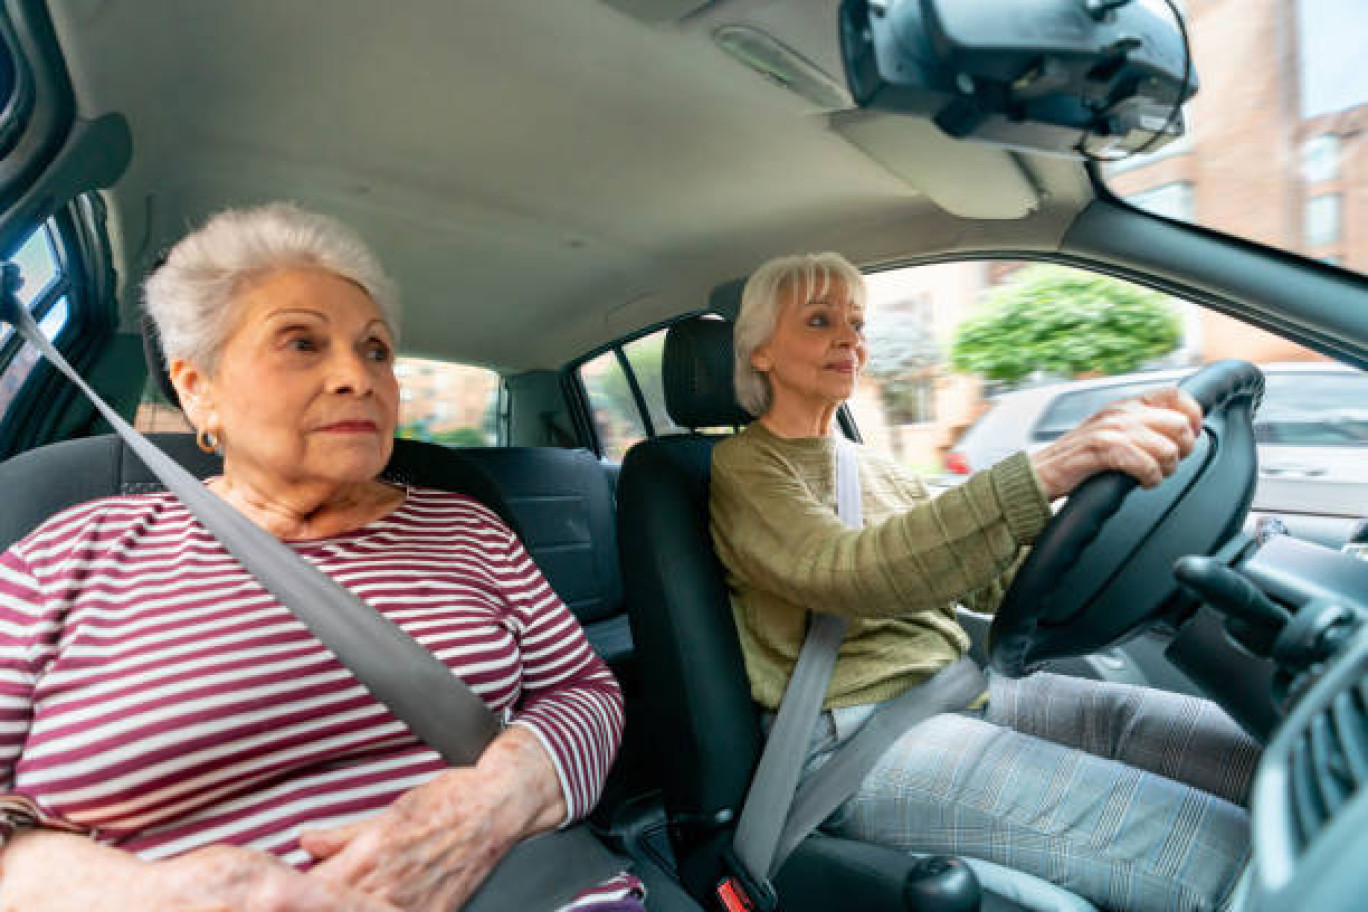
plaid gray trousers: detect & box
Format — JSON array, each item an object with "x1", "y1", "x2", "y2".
[{"x1": 802, "y1": 672, "x2": 1260, "y2": 912}]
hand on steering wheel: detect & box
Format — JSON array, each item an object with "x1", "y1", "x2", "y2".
[
  {"x1": 988, "y1": 360, "x2": 1264, "y2": 677},
  {"x1": 1031, "y1": 387, "x2": 1204, "y2": 500}
]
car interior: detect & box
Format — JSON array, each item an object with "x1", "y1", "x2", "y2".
[{"x1": 0, "y1": 1, "x2": 1366, "y2": 910}]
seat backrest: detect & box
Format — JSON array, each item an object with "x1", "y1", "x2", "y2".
[
  {"x1": 0, "y1": 433, "x2": 515, "y2": 552},
  {"x1": 617, "y1": 317, "x2": 762, "y2": 855},
  {"x1": 457, "y1": 446, "x2": 631, "y2": 666}
]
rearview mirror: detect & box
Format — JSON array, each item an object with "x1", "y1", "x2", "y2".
[{"x1": 839, "y1": 0, "x2": 1197, "y2": 160}]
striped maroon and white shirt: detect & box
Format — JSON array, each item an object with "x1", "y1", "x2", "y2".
[{"x1": 0, "y1": 485, "x2": 625, "y2": 866}]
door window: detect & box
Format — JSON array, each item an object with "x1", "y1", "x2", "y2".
[
  {"x1": 578, "y1": 323, "x2": 699, "y2": 462},
  {"x1": 0, "y1": 222, "x2": 71, "y2": 421}
]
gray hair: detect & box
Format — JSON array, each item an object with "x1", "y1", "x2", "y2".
[
  {"x1": 733, "y1": 251, "x2": 867, "y2": 417},
  {"x1": 143, "y1": 202, "x2": 399, "y2": 374}
]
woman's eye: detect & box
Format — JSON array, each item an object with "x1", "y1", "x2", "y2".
[
  {"x1": 366, "y1": 342, "x2": 392, "y2": 362},
  {"x1": 807, "y1": 314, "x2": 829, "y2": 328},
  {"x1": 287, "y1": 335, "x2": 319, "y2": 353},
  {"x1": 852, "y1": 321, "x2": 865, "y2": 334}
]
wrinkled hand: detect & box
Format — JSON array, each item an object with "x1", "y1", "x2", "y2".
[
  {"x1": 1030, "y1": 386, "x2": 1204, "y2": 501},
  {"x1": 302, "y1": 728, "x2": 565, "y2": 912},
  {"x1": 155, "y1": 843, "x2": 402, "y2": 912}
]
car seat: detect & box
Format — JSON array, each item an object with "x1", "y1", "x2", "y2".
[{"x1": 616, "y1": 315, "x2": 1099, "y2": 912}]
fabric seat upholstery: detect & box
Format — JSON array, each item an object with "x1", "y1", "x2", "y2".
[{"x1": 457, "y1": 447, "x2": 631, "y2": 666}]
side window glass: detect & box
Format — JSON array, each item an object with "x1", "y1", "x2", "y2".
[
  {"x1": 1256, "y1": 372, "x2": 1368, "y2": 446},
  {"x1": 578, "y1": 325, "x2": 694, "y2": 463},
  {"x1": 11, "y1": 226, "x2": 57, "y2": 306},
  {"x1": 0, "y1": 223, "x2": 70, "y2": 421},
  {"x1": 622, "y1": 330, "x2": 684, "y2": 437},
  {"x1": 580, "y1": 348, "x2": 648, "y2": 463},
  {"x1": 848, "y1": 259, "x2": 1367, "y2": 532},
  {"x1": 394, "y1": 356, "x2": 501, "y2": 447}
]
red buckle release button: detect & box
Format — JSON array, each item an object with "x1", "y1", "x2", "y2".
[{"x1": 716, "y1": 877, "x2": 757, "y2": 912}]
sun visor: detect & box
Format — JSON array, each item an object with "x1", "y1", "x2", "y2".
[{"x1": 830, "y1": 110, "x2": 1041, "y2": 220}]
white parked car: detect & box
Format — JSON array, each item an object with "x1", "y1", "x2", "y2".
[{"x1": 944, "y1": 363, "x2": 1368, "y2": 544}]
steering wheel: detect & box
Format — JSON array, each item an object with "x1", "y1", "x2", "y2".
[{"x1": 988, "y1": 360, "x2": 1265, "y2": 677}]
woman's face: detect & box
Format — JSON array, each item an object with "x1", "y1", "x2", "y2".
[
  {"x1": 752, "y1": 276, "x2": 867, "y2": 415},
  {"x1": 181, "y1": 267, "x2": 399, "y2": 492}
]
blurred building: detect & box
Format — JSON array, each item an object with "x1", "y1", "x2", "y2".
[
  {"x1": 860, "y1": 0, "x2": 1366, "y2": 472},
  {"x1": 1108, "y1": 0, "x2": 1364, "y2": 362}
]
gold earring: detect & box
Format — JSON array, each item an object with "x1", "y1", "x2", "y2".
[{"x1": 196, "y1": 428, "x2": 219, "y2": 454}]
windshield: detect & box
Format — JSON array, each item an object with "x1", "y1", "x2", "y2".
[{"x1": 1102, "y1": 0, "x2": 1365, "y2": 275}]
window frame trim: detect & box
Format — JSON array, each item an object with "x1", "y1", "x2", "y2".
[{"x1": 565, "y1": 310, "x2": 707, "y2": 458}]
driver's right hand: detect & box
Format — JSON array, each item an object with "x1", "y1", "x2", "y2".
[{"x1": 1030, "y1": 386, "x2": 1204, "y2": 500}]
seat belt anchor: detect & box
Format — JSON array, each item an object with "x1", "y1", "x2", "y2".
[{"x1": 715, "y1": 845, "x2": 777, "y2": 912}]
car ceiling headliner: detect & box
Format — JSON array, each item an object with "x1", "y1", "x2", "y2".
[{"x1": 46, "y1": 0, "x2": 1094, "y2": 371}]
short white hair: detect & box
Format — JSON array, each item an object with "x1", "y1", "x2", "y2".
[
  {"x1": 143, "y1": 202, "x2": 399, "y2": 373},
  {"x1": 733, "y1": 251, "x2": 867, "y2": 417}
]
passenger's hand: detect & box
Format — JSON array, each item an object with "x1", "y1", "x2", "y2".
[
  {"x1": 156, "y1": 843, "x2": 402, "y2": 911},
  {"x1": 301, "y1": 727, "x2": 566, "y2": 912},
  {"x1": 1030, "y1": 386, "x2": 1204, "y2": 501}
]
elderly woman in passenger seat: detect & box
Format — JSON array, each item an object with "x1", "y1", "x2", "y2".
[
  {"x1": 0, "y1": 204, "x2": 641, "y2": 912},
  {"x1": 710, "y1": 252, "x2": 1261, "y2": 912}
]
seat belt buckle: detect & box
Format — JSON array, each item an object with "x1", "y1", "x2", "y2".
[{"x1": 715, "y1": 846, "x2": 777, "y2": 912}]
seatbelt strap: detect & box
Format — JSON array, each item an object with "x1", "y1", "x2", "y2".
[
  {"x1": 0, "y1": 267, "x2": 625, "y2": 910},
  {"x1": 770, "y1": 655, "x2": 985, "y2": 869},
  {"x1": 726, "y1": 437, "x2": 860, "y2": 900}
]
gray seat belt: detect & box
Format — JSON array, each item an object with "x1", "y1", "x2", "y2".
[
  {"x1": 0, "y1": 268, "x2": 627, "y2": 911},
  {"x1": 727, "y1": 436, "x2": 987, "y2": 904}
]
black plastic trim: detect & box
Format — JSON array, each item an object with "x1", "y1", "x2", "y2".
[{"x1": 0, "y1": 0, "x2": 74, "y2": 225}]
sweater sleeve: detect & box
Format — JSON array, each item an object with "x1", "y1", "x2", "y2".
[
  {"x1": 710, "y1": 442, "x2": 1050, "y2": 619},
  {"x1": 0, "y1": 549, "x2": 84, "y2": 843},
  {"x1": 496, "y1": 530, "x2": 625, "y2": 826}
]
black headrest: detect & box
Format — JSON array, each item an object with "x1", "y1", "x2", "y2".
[{"x1": 662, "y1": 317, "x2": 752, "y2": 429}]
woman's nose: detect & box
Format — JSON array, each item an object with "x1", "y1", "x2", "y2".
[{"x1": 327, "y1": 349, "x2": 374, "y2": 396}]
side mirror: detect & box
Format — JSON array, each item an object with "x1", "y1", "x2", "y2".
[{"x1": 839, "y1": 0, "x2": 1197, "y2": 160}]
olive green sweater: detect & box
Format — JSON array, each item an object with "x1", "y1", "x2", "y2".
[{"x1": 709, "y1": 422, "x2": 1051, "y2": 711}]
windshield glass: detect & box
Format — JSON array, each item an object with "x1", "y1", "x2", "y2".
[{"x1": 1102, "y1": 0, "x2": 1365, "y2": 275}]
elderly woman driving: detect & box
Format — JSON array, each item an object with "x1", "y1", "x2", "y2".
[
  {"x1": 710, "y1": 253, "x2": 1261, "y2": 912},
  {"x1": 0, "y1": 204, "x2": 631, "y2": 911}
]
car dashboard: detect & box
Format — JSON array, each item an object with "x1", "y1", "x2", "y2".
[{"x1": 1190, "y1": 536, "x2": 1368, "y2": 910}]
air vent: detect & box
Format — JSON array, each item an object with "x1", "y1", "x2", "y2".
[{"x1": 1286, "y1": 683, "x2": 1368, "y2": 855}]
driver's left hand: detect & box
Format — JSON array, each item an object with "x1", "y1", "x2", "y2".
[{"x1": 1029, "y1": 386, "x2": 1204, "y2": 501}]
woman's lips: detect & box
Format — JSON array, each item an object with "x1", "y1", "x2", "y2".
[{"x1": 317, "y1": 420, "x2": 378, "y2": 433}]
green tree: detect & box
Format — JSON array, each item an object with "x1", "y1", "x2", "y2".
[{"x1": 950, "y1": 266, "x2": 1182, "y2": 384}]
